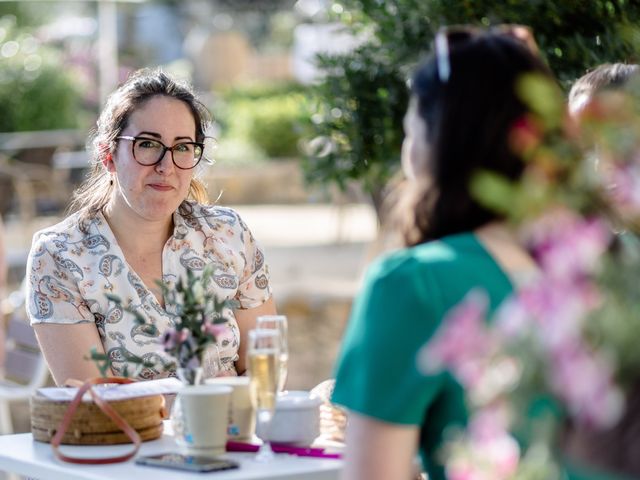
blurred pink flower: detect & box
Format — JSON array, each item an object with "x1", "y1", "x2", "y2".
[
  {"x1": 515, "y1": 278, "x2": 600, "y2": 348},
  {"x1": 177, "y1": 328, "x2": 190, "y2": 343},
  {"x1": 446, "y1": 412, "x2": 520, "y2": 480},
  {"x1": 202, "y1": 321, "x2": 227, "y2": 338},
  {"x1": 418, "y1": 290, "x2": 493, "y2": 388},
  {"x1": 549, "y1": 340, "x2": 624, "y2": 429},
  {"x1": 532, "y1": 216, "x2": 610, "y2": 280},
  {"x1": 162, "y1": 328, "x2": 178, "y2": 350},
  {"x1": 604, "y1": 157, "x2": 640, "y2": 214}
]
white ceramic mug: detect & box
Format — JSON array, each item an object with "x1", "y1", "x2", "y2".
[
  {"x1": 205, "y1": 376, "x2": 255, "y2": 441},
  {"x1": 256, "y1": 390, "x2": 321, "y2": 446},
  {"x1": 178, "y1": 384, "x2": 233, "y2": 455}
]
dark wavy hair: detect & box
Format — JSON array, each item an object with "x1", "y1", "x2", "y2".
[
  {"x1": 69, "y1": 68, "x2": 212, "y2": 230},
  {"x1": 398, "y1": 32, "x2": 553, "y2": 246}
]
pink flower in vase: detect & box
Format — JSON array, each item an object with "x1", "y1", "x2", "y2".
[
  {"x1": 201, "y1": 320, "x2": 227, "y2": 339},
  {"x1": 162, "y1": 328, "x2": 178, "y2": 350},
  {"x1": 177, "y1": 328, "x2": 190, "y2": 343}
]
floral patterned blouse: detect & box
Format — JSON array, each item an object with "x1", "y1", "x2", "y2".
[{"x1": 26, "y1": 200, "x2": 272, "y2": 379}]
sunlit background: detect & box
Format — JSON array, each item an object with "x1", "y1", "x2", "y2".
[{"x1": 0, "y1": 0, "x2": 378, "y2": 435}]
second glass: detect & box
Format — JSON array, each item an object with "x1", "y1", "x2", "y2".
[
  {"x1": 256, "y1": 315, "x2": 288, "y2": 393},
  {"x1": 247, "y1": 328, "x2": 281, "y2": 462}
]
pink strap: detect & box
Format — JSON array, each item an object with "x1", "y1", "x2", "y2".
[{"x1": 51, "y1": 377, "x2": 142, "y2": 464}]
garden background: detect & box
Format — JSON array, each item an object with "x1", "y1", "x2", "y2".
[{"x1": 1, "y1": 0, "x2": 639, "y2": 435}]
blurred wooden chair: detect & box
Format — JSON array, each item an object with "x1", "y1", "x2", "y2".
[{"x1": 0, "y1": 286, "x2": 50, "y2": 434}]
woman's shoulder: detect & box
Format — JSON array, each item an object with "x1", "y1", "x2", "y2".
[
  {"x1": 30, "y1": 211, "x2": 89, "y2": 250},
  {"x1": 369, "y1": 232, "x2": 481, "y2": 280},
  {"x1": 179, "y1": 201, "x2": 246, "y2": 229}
]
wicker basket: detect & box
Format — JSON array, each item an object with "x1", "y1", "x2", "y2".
[
  {"x1": 310, "y1": 379, "x2": 347, "y2": 443},
  {"x1": 31, "y1": 392, "x2": 165, "y2": 445}
]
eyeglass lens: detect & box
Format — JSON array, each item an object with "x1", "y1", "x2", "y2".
[{"x1": 133, "y1": 138, "x2": 202, "y2": 169}]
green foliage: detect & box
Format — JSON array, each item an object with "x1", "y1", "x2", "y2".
[
  {"x1": 215, "y1": 83, "x2": 309, "y2": 160},
  {"x1": 306, "y1": 0, "x2": 640, "y2": 202},
  {"x1": 306, "y1": 44, "x2": 409, "y2": 193},
  {"x1": 0, "y1": 15, "x2": 81, "y2": 132},
  {"x1": 246, "y1": 93, "x2": 308, "y2": 158}
]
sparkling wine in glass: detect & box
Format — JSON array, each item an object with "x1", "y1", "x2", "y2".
[
  {"x1": 247, "y1": 328, "x2": 281, "y2": 462},
  {"x1": 256, "y1": 315, "x2": 288, "y2": 393}
]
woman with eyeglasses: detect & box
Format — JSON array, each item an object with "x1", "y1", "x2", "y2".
[
  {"x1": 26, "y1": 69, "x2": 276, "y2": 385},
  {"x1": 332, "y1": 29, "x2": 551, "y2": 480}
]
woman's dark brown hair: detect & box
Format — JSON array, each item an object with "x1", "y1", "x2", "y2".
[
  {"x1": 68, "y1": 68, "x2": 211, "y2": 229},
  {"x1": 398, "y1": 31, "x2": 553, "y2": 246}
]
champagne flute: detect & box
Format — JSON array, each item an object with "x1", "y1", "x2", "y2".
[
  {"x1": 247, "y1": 328, "x2": 281, "y2": 462},
  {"x1": 256, "y1": 315, "x2": 288, "y2": 393}
]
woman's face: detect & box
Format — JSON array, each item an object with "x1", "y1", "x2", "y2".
[
  {"x1": 108, "y1": 95, "x2": 196, "y2": 222},
  {"x1": 401, "y1": 98, "x2": 430, "y2": 180}
]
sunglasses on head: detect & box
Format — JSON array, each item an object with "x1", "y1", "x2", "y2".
[{"x1": 435, "y1": 24, "x2": 539, "y2": 83}]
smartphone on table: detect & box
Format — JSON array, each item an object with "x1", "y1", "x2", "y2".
[{"x1": 135, "y1": 452, "x2": 240, "y2": 473}]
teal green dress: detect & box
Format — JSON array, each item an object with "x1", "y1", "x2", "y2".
[
  {"x1": 332, "y1": 232, "x2": 513, "y2": 480},
  {"x1": 332, "y1": 232, "x2": 631, "y2": 480}
]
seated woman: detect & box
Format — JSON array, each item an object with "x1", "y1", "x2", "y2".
[
  {"x1": 332, "y1": 29, "x2": 548, "y2": 480},
  {"x1": 26, "y1": 69, "x2": 276, "y2": 385}
]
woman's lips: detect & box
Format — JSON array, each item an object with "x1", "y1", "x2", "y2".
[{"x1": 148, "y1": 183, "x2": 173, "y2": 191}]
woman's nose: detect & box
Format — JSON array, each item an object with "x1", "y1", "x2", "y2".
[{"x1": 155, "y1": 148, "x2": 175, "y2": 174}]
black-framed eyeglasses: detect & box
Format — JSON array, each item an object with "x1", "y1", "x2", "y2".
[
  {"x1": 116, "y1": 136, "x2": 205, "y2": 170},
  {"x1": 435, "y1": 24, "x2": 538, "y2": 83}
]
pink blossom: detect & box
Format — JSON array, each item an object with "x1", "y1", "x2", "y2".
[
  {"x1": 530, "y1": 215, "x2": 610, "y2": 281},
  {"x1": 177, "y1": 328, "x2": 190, "y2": 343},
  {"x1": 446, "y1": 416, "x2": 520, "y2": 480},
  {"x1": 604, "y1": 157, "x2": 640, "y2": 215},
  {"x1": 494, "y1": 296, "x2": 533, "y2": 339},
  {"x1": 514, "y1": 278, "x2": 600, "y2": 348},
  {"x1": 161, "y1": 328, "x2": 178, "y2": 350},
  {"x1": 418, "y1": 290, "x2": 493, "y2": 389},
  {"x1": 548, "y1": 339, "x2": 624, "y2": 429},
  {"x1": 201, "y1": 322, "x2": 227, "y2": 338}
]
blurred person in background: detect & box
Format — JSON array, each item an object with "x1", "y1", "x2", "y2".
[
  {"x1": 568, "y1": 63, "x2": 639, "y2": 118},
  {"x1": 331, "y1": 28, "x2": 551, "y2": 480},
  {"x1": 26, "y1": 69, "x2": 276, "y2": 386}
]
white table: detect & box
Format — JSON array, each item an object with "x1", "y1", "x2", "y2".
[{"x1": 0, "y1": 432, "x2": 342, "y2": 480}]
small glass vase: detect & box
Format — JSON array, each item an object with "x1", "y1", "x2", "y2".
[
  {"x1": 177, "y1": 366, "x2": 204, "y2": 386},
  {"x1": 171, "y1": 366, "x2": 204, "y2": 449}
]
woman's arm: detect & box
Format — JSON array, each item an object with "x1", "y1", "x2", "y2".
[
  {"x1": 33, "y1": 322, "x2": 108, "y2": 386},
  {"x1": 342, "y1": 411, "x2": 420, "y2": 480},
  {"x1": 233, "y1": 296, "x2": 277, "y2": 375}
]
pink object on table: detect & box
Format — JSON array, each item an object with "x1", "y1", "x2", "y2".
[{"x1": 226, "y1": 441, "x2": 342, "y2": 459}]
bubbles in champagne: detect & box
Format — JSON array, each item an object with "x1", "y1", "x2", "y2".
[{"x1": 248, "y1": 349, "x2": 279, "y2": 411}]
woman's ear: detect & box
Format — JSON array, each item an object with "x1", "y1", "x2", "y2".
[{"x1": 100, "y1": 145, "x2": 116, "y2": 173}]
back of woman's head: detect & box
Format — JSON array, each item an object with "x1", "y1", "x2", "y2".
[{"x1": 401, "y1": 31, "x2": 554, "y2": 245}]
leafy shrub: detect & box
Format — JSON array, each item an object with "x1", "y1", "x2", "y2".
[
  {"x1": 246, "y1": 93, "x2": 308, "y2": 158},
  {"x1": 305, "y1": 0, "x2": 640, "y2": 218},
  {"x1": 0, "y1": 16, "x2": 81, "y2": 132},
  {"x1": 215, "y1": 83, "x2": 309, "y2": 160}
]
